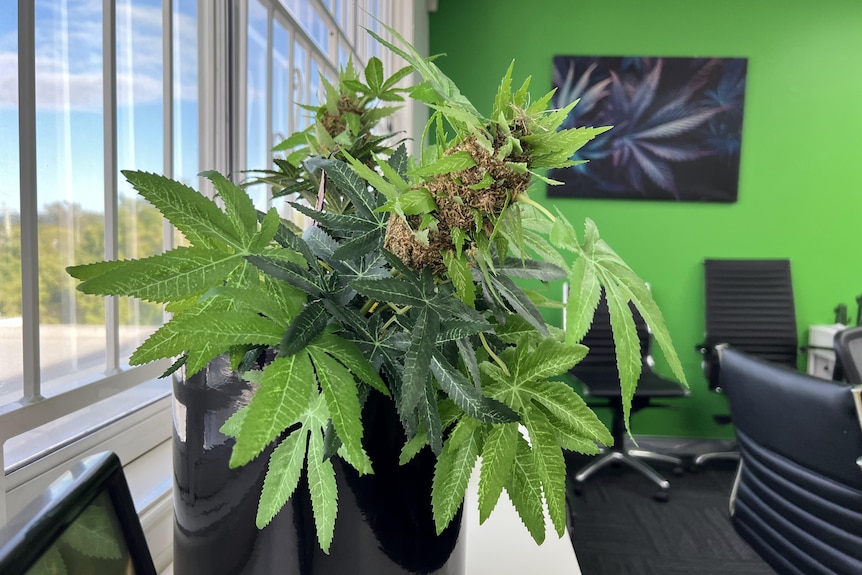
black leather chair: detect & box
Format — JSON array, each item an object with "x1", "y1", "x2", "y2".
[
  {"x1": 567, "y1": 288, "x2": 689, "y2": 501},
  {"x1": 694, "y1": 258, "x2": 798, "y2": 467},
  {"x1": 719, "y1": 346, "x2": 862, "y2": 575},
  {"x1": 833, "y1": 326, "x2": 862, "y2": 385}
]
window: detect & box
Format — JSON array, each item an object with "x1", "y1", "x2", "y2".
[{"x1": 1, "y1": 0, "x2": 414, "y2": 547}]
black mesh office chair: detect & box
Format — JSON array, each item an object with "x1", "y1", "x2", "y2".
[
  {"x1": 567, "y1": 288, "x2": 689, "y2": 501},
  {"x1": 833, "y1": 326, "x2": 862, "y2": 385},
  {"x1": 694, "y1": 258, "x2": 798, "y2": 468},
  {"x1": 720, "y1": 346, "x2": 862, "y2": 575}
]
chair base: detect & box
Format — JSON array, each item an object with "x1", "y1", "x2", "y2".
[
  {"x1": 573, "y1": 448, "x2": 683, "y2": 501},
  {"x1": 693, "y1": 450, "x2": 739, "y2": 468}
]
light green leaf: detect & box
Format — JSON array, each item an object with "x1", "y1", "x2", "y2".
[
  {"x1": 364, "y1": 57, "x2": 384, "y2": 92},
  {"x1": 489, "y1": 274, "x2": 549, "y2": 336},
  {"x1": 378, "y1": 188, "x2": 437, "y2": 217},
  {"x1": 603, "y1": 281, "x2": 642, "y2": 428},
  {"x1": 308, "y1": 332, "x2": 389, "y2": 396},
  {"x1": 523, "y1": 406, "x2": 566, "y2": 537},
  {"x1": 308, "y1": 348, "x2": 371, "y2": 474},
  {"x1": 530, "y1": 380, "x2": 612, "y2": 446},
  {"x1": 130, "y1": 310, "x2": 283, "y2": 375},
  {"x1": 505, "y1": 434, "x2": 546, "y2": 544},
  {"x1": 444, "y1": 251, "x2": 475, "y2": 306},
  {"x1": 257, "y1": 429, "x2": 308, "y2": 528},
  {"x1": 231, "y1": 354, "x2": 315, "y2": 467},
  {"x1": 432, "y1": 420, "x2": 481, "y2": 534},
  {"x1": 478, "y1": 423, "x2": 518, "y2": 523},
  {"x1": 306, "y1": 427, "x2": 338, "y2": 553},
  {"x1": 341, "y1": 149, "x2": 398, "y2": 200},
  {"x1": 351, "y1": 277, "x2": 424, "y2": 308},
  {"x1": 74, "y1": 247, "x2": 244, "y2": 303},
  {"x1": 201, "y1": 170, "x2": 258, "y2": 243},
  {"x1": 400, "y1": 430, "x2": 429, "y2": 465},
  {"x1": 409, "y1": 151, "x2": 476, "y2": 178},
  {"x1": 122, "y1": 170, "x2": 241, "y2": 250},
  {"x1": 565, "y1": 257, "x2": 601, "y2": 345},
  {"x1": 491, "y1": 61, "x2": 515, "y2": 121},
  {"x1": 62, "y1": 504, "x2": 123, "y2": 559},
  {"x1": 249, "y1": 207, "x2": 281, "y2": 251}
]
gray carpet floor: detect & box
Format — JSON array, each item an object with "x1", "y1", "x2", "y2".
[{"x1": 565, "y1": 453, "x2": 776, "y2": 575}]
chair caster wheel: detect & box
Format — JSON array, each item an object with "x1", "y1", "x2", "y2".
[{"x1": 654, "y1": 489, "x2": 669, "y2": 502}]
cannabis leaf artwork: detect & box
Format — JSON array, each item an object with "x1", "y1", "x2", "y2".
[
  {"x1": 67, "y1": 26, "x2": 686, "y2": 553},
  {"x1": 549, "y1": 55, "x2": 748, "y2": 202}
]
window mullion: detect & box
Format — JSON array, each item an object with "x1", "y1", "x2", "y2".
[
  {"x1": 266, "y1": 6, "x2": 273, "y2": 206},
  {"x1": 18, "y1": 0, "x2": 41, "y2": 402},
  {"x1": 104, "y1": 0, "x2": 120, "y2": 374}
]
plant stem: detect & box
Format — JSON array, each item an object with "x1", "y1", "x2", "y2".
[
  {"x1": 479, "y1": 333, "x2": 510, "y2": 376},
  {"x1": 360, "y1": 298, "x2": 377, "y2": 315},
  {"x1": 516, "y1": 194, "x2": 556, "y2": 222}
]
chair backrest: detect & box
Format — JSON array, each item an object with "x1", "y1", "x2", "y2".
[
  {"x1": 834, "y1": 326, "x2": 862, "y2": 385},
  {"x1": 720, "y1": 346, "x2": 862, "y2": 575},
  {"x1": 702, "y1": 259, "x2": 798, "y2": 388}
]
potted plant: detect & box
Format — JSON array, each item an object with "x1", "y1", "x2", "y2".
[{"x1": 68, "y1": 26, "x2": 685, "y2": 575}]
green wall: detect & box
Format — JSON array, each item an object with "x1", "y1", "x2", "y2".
[{"x1": 429, "y1": 0, "x2": 862, "y2": 438}]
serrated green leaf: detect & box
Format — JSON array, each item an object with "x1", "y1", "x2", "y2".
[
  {"x1": 530, "y1": 380, "x2": 612, "y2": 446},
  {"x1": 308, "y1": 332, "x2": 389, "y2": 397},
  {"x1": 477, "y1": 423, "x2": 518, "y2": 523},
  {"x1": 401, "y1": 307, "x2": 440, "y2": 416},
  {"x1": 74, "y1": 247, "x2": 244, "y2": 303},
  {"x1": 492, "y1": 61, "x2": 515, "y2": 122},
  {"x1": 497, "y1": 258, "x2": 567, "y2": 281},
  {"x1": 431, "y1": 421, "x2": 481, "y2": 534},
  {"x1": 272, "y1": 128, "x2": 311, "y2": 152},
  {"x1": 332, "y1": 227, "x2": 384, "y2": 260},
  {"x1": 381, "y1": 64, "x2": 413, "y2": 92},
  {"x1": 351, "y1": 277, "x2": 425, "y2": 307},
  {"x1": 201, "y1": 170, "x2": 258, "y2": 243},
  {"x1": 130, "y1": 310, "x2": 283, "y2": 375},
  {"x1": 444, "y1": 251, "x2": 475, "y2": 306},
  {"x1": 306, "y1": 426, "x2": 338, "y2": 553},
  {"x1": 409, "y1": 151, "x2": 476, "y2": 178},
  {"x1": 341, "y1": 150, "x2": 398, "y2": 201},
  {"x1": 309, "y1": 348, "x2": 371, "y2": 474},
  {"x1": 603, "y1": 282, "x2": 643, "y2": 428},
  {"x1": 418, "y1": 378, "x2": 443, "y2": 455},
  {"x1": 257, "y1": 429, "x2": 308, "y2": 528},
  {"x1": 321, "y1": 160, "x2": 382, "y2": 219},
  {"x1": 378, "y1": 188, "x2": 437, "y2": 218},
  {"x1": 249, "y1": 207, "x2": 281, "y2": 251},
  {"x1": 523, "y1": 406, "x2": 566, "y2": 537},
  {"x1": 400, "y1": 427, "x2": 429, "y2": 465},
  {"x1": 468, "y1": 172, "x2": 495, "y2": 190},
  {"x1": 430, "y1": 354, "x2": 518, "y2": 424},
  {"x1": 565, "y1": 258, "x2": 601, "y2": 344},
  {"x1": 505, "y1": 435, "x2": 546, "y2": 544},
  {"x1": 290, "y1": 202, "x2": 377, "y2": 232},
  {"x1": 200, "y1": 285, "x2": 292, "y2": 328},
  {"x1": 376, "y1": 156, "x2": 410, "y2": 192},
  {"x1": 280, "y1": 300, "x2": 329, "y2": 356},
  {"x1": 122, "y1": 170, "x2": 241, "y2": 250},
  {"x1": 231, "y1": 354, "x2": 315, "y2": 467},
  {"x1": 365, "y1": 57, "x2": 384, "y2": 92},
  {"x1": 489, "y1": 274, "x2": 549, "y2": 336},
  {"x1": 246, "y1": 255, "x2": 325, "y2": 297}
]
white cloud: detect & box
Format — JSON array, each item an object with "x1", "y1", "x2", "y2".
[{"x1": 0, "y1": 1, "x2": 198, "y2": 112}]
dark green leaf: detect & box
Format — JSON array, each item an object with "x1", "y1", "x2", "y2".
[
  {"x1": 280, "y1": 300, "x2": 329, "y2": 356},
  {"x1": 430, "y1": 354, "x2": 518, "y2": 423}
]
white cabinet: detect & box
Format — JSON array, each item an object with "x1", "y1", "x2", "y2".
[{"x1": 807, "y1": 324, "x2": 846, "y2": 379}]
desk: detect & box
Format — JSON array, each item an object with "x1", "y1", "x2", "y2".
[{"x1": 807, "y1": 324, "x2": 845, "y2": 379}]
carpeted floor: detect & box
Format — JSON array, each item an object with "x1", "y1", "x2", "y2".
[{"x1": 565, "y1": 452, "x2": 776, "y2": 575}]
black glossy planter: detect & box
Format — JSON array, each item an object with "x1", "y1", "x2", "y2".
[{"x1": 172, "y1": 355, "x2": 464, "y2": 575}]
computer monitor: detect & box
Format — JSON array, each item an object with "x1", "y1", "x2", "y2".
[{"x1": 0, "y1": 451, "x2": 157, "y2": 575}]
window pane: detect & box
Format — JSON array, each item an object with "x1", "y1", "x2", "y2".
[
  {"x1": 292, "y1": 41, "x2": 307, "y2": 131},
  {"x1": 279, "y1": 0, "x2": 330, "y2": 57},
  {"x1": 247, "y1": 0, "x2": 268, "y2": 210},
  {"x1": 36, "y1": 0, "x2": 107, "y2": 389},
  {"x1": 0, "y1": 1, "x2": 22, "y2": 401},
  {"x1": 272, "y1": 19, "x2": 290, "y2": 144},
  {"x1": 173, "y1": 0, "x2": 197, "y2": 248},
  {"x1": 117, "y1": 0, "x2": 165, "y2": 356}
]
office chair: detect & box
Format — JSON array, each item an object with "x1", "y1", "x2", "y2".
[
  {"x1": 566, "y1": 287, "x2": 689, "y2": 501},
  {"x1": 719, "y1": 346, "x2": 862, "y2": 575},
  {"x1": 693, "y1": 258, "x2": 798, "y2": 468},
  {"x1": 833, "y1": 326, "x2": 862, "y2": 385}
]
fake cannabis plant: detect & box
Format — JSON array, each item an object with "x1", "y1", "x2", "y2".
[{"x1": 68, "y1": 27, "x2": 685, "y2": 552}]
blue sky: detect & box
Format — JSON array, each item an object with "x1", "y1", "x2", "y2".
[{"x1": 0, "y1": 0, "x2": 198, "y2": 214}]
